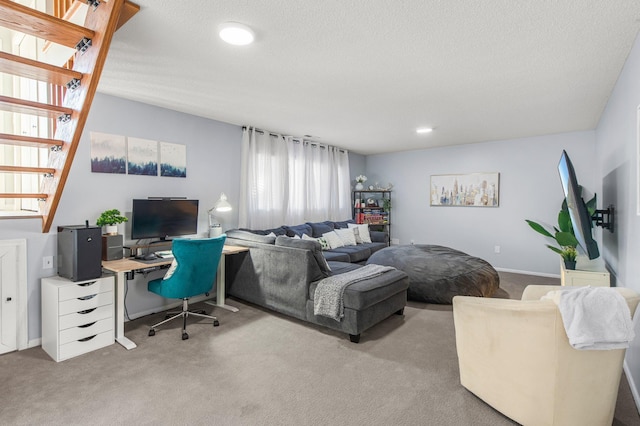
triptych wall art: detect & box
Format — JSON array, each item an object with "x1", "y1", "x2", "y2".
[
  {"x1": 430, "y1": 172, "x2": 500, "y2": 207},
  {"x1": 90, "y1": 132, "x2": 187, "y2": 178}
]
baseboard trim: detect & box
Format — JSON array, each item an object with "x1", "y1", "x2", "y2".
[
  {"x1": 26, "y1": 338, "x2": 41, "y2": 349},
  {"x1": 494, "y1": 267, "x2": 561, "y2": 279},
  {"x1": 624, "y1": 360, "x2": 640, "y2": 416}
]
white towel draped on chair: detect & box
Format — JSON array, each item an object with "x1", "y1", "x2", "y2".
[{"x1": 544, "y1": 286, "x2": 636, "y2": 350}]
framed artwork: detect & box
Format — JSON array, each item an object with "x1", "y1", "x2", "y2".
[
  {"x1": 160, "y1": 141, "x2": 187, "y2": 177},
  {"x1": 127, "y1": 137, "x2": 158, "y2": 176},
  {"x1": 90, "y1": 132, "x2": 126, "y2": 174},
  {"x1": 430, "y1": 172, "x2": 500, "y2": 207}
]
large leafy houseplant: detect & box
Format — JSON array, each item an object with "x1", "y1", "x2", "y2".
[{"x1": 525, "y1": 191, "x2": 597, "y2": 259}]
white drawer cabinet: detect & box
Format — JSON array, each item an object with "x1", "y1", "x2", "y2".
[{"x1": 42, "y1": 275, "x2": 115, "y2": 362}]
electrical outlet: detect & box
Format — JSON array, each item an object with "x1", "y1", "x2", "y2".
[
  {"x1": 391, "y1": 238, "x2": 400, "y2": 245},
  {"x1": 43, "y1": 256, "x2": 53, "y2": 269},
  {"x1": 410, "y1": 240, "x2": 415, "y2": 245},
  {"x1": 494, "y1": 245, "x2": 501, "y2": 254}
]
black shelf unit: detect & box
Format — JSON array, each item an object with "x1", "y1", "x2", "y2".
[{"x1": 352, "y1": 190, "x2": 391, "y2": 245}]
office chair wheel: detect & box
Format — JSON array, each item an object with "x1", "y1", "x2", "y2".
[
  {"x1": 213, "y1": 320, "x2": 220, "y2": 327},
  {"x1": 148, "y1": 329, "x2": 156, "y2": 336},
  {"x1": 182, "y1": 332, "x2": 189, "y2": 340}
]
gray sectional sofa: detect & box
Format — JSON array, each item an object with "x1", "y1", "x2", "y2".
[{"x1": 224, "y1": 220, "x2": 409, "y2": 342}]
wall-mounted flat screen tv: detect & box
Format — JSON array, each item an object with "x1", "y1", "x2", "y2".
[
  {"x1": 131, "y1": 199, "x2": 199, "y2": 240},
  {"x1": 558, "y1": 150, "x2": 599, "y2": 259}
]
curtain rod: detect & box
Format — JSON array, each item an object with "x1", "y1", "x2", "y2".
[{"x1": 242, "y1": 126, "x2": 348, "y2": 153}]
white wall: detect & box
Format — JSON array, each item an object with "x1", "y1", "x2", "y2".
[
  {"x1": 0, "y1": 93, "x2": 242, "y2": 342},
  {"x1": 365, "y1": 131, "x2": 597, "y2": 276},
  {"x1": 595, "y1": 31, "x2": 640, "y2": 410}
]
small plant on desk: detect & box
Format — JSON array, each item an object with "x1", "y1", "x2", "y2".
[{"x1": 97, "y1": 209, "x2": 128, "y2": 235}]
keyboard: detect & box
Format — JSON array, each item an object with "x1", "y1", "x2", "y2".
[{"x1": 155, "y1": 250, "x2": 174, "y2": 258}]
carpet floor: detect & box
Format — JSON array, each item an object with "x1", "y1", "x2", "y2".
[{"x1": 1, "y1": 272, "x2": 639, "y2": 425}]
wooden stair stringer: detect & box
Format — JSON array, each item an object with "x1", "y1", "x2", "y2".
[{"x1": 40, "y1": 0, "x2": 126, "y2": 233}]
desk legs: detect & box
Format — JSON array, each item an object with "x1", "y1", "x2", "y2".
[
  {"x1": 205, "y1": 253, "x2": 239, "y2": 312},
  {"x1": 114, "y1": 270, "x2": 137, "y2": 350}
]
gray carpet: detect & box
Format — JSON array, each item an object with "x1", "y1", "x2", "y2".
[{"x1": 1, "y1": 272, "x2": 639, "y2": 425}]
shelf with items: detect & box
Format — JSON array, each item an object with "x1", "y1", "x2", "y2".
[{"x1": 352, "y1": 190, "x2": 391, "y2": 245}]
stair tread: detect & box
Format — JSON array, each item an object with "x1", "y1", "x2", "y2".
[
  {"x1": 0, "y1": 133, "x2": 63, "y2": 149},
  {"x1": 0, "y1": 0, "x2": 94, "y2": 49},
  {"x1": 0, "y1": 95, "x2": 73, "y2": 118},
  {"x1": 0, "y1": 52, "x2": 82, "y2": 87},
  {"x1": 0, "y1": 165, "x2": 56, "y2": 174}
]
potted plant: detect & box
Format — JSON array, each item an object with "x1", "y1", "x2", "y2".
[
  {"x1": 561, "y1": 246, "x2": 578, "y2": 270},
  {"x1": 97, "y1": 209, "x2": 128, "y2": 235},
  {"x1": 525, "y1": 195, "x2": 596, "y2": 262}
]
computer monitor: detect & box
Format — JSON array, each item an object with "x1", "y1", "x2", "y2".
[{"x1": 131, "y1": 199, "x2": 199, "y2": 240}]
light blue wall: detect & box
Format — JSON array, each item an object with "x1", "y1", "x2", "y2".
[
  {"x1": 366, "y1": 131, "x2": 596, "y2": 276},
  {"x1": 595, "y1": 31, "x2": 640, "y2": 409},
  {"x1": 0, "y1": 93, "x2": 242, "y2": 341}
]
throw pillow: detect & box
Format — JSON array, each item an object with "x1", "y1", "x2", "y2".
[
  {"x1": 322, "y1": 231, "x2": 345, "y2": 249},
  {"x1": 335, "y1": 228, "x2": 357, "y2": 246},
  {"x1": 302, "y1": 233, "x2": 330, "y2": 250},
  {"x1": 347, "y1": 223, "x2": 372, "y2": 244},
  {"x1": 307, "y1": 221, "x2": 334, "y2": 238}
]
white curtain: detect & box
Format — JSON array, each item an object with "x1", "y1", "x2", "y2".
[{"x1": 239, "y1": 127, "x2": 351, "y2": 229}]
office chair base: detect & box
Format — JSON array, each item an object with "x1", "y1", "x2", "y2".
[{"x1": 148, "y1": 299, "x2": 219, "y2": 339}]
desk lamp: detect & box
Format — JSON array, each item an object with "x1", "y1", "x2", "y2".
[{"x1": 208, "y1": 193, "x2": 232, "y2": 237}]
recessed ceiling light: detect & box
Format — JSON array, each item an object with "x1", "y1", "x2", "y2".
[
  {"x1": 416, "y1": 127, "x2": 433, "y2": 134},
  {"x1": 218, "y1": 22, "x2": 255, "y2": 46}
]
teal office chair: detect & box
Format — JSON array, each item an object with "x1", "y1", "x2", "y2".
[{"x1": 147, "y1": 235, "x2": 226, "y2": 340}]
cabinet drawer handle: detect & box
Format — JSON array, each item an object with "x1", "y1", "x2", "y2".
[
  {"x1": 77, "y1": 294, "x2": 96, "y2": 301},
  {"x1": 78, "y1": 281, "x2": 97, "y2": 287},
  {"x1": 78, "y1": 308, "x2": 97, "y2": 315},
  {"x1": 78, "y1": 322, "x2": 96, "y2": 328},
  {"x1": 78, "y1": 335, "x2": 96, "y2": 342}
]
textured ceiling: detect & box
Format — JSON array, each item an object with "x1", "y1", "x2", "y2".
[{"x1": 98, "y1": 0, "x2": 640, "y2": 155}]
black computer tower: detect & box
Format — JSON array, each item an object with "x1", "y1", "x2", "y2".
[{"x1": 57, "y1": 225, "x2": 102, "y2": 281}]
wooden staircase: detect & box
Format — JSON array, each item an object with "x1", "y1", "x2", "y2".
[{"x1": 0, "y1": 0, "x2": 139, "y2": 232}]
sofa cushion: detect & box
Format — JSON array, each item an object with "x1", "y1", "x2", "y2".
[
  {"x1": 309, "y1": 268, "x2": 408, "y2": 310},
  {"x1": 331, "y1": 219, "x2": 356, "y2": 229},
  {"x1": 275, "y1": 236, "x2": 331, "y2": 278},
  {"x1": 285, "y1": 223, "x2": 312, "y2": 237},
  {"x1": 322, "y1": 251, "x2": 351, "y2": 262},
  {"x1": 329, "y1": 245, "x2": 372, "y2": 263},
  {"x1": 307, "y1": 221, "x2": 334, "y2": 238},
  {"x1": 226, "y1": 229, "x2": 277, "y2": 245}
]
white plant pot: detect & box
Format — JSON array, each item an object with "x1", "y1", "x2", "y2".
[
  {"x1": 105, "y1": 225, "x2": 118, "y2": 235},
  {"x1": 355, "y1": 182, "x2": 364, "y2": 190}
]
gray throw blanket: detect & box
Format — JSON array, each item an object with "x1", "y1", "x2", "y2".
[{"x1": 314, "y1": 264, "x2": 396, "y2": 321}]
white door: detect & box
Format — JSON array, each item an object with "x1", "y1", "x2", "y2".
[{"x1": 0, "y1": 241, "x2": 20, "y2": 354}]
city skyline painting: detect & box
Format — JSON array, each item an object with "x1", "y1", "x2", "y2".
[{"x1": 430, "y1": 172, "x2": 500, "y2": 207}]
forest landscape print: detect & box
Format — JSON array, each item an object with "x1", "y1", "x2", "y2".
[
  {"x1": 90, "y1": 132, "x2": 126, "y2": 174},
  {"x1": 160, "y1": 142, "x2": 187, "y2": 177},
  {"x1": 127, "y1": 137, "x2": 158, "y2": 176},
  {"x1": 91, "y1": 132, "x2": 187, "y2": 177}
]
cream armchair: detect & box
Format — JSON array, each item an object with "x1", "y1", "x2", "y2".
[{"x1": 453, "y1": 285, "x2": 639, "y2": 426}]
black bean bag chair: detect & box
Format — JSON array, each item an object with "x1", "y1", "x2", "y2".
[{"x1": 367, "y1": 244, "x2": 499, "y2": 304}]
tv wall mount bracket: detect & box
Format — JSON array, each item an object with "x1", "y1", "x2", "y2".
[{"x1": 592, "y1": 205, "x2": 614, "y2": 233}]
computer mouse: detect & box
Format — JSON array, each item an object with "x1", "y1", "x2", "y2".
[{"x1": 144, "y1": 253, "x2": 157, "y2": 260}]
